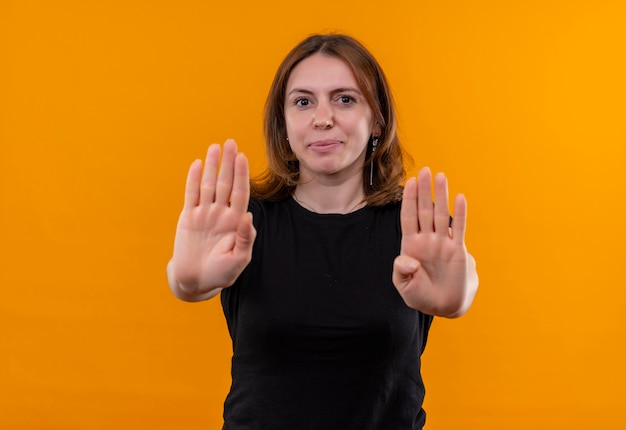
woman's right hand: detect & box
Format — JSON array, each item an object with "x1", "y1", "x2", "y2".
[{"x1": 168, "y1": 139, "x2": 256, "y2": 301}]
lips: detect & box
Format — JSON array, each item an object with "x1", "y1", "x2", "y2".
[{"x1": 308, "y1": 140, "x2": 342, "y2": 152}]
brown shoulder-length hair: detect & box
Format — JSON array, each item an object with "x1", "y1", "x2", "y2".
[{"x1": 251, "y1": 33, "x2": 412, "y2": 206}]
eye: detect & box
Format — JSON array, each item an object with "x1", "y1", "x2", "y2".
[
  {"x1": 294, "y1": 98, "x2": 310, "y2": 107},
  {"x1": 338, "y1": 95, "x2": 355, "y2": 105}
]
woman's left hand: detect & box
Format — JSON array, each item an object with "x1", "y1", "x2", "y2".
[{"x1": 392, "y1": 167, "x2": 478, "y2": 318}]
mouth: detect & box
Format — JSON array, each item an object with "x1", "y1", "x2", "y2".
[{"x1": 308, "y1": 140, "x2": 342, "y2": 153}]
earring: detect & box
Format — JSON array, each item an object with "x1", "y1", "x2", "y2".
[{"x1": 369, "y1": 136, "x2": 379, "y2": 186}]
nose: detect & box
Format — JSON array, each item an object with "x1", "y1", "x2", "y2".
[{"x1": 312, "y1": 103, "x2": 334, "y2": 129}]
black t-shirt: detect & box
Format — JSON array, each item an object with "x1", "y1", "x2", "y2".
[{"x1": 221, "y1": 198, "x2": 433, "y2": 430}]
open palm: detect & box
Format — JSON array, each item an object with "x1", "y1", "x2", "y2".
[
  {"x1": 393, "y1": 167, "x2": 475, "y2": 317},
  {"x1": 171, "y1": 139, "x2": 256, "y2": 299}
]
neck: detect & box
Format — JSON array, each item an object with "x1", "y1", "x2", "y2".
[{"x1": 293, "y1": 175, "x2": 366, "y2": 214}]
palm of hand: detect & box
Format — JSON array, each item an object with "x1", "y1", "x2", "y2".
[
  {"x1": 398, "y1": 229, "x2": 468, "y2": 313},
  {"x1": 174, "y1": 204, "x2": 249, "y2": 286},
  {"x1": 393, "y1": 168, "x2": 470, "y2": 316},
  {"x1": 172, "y1": 140, "x2": 255, "y2": 292}
]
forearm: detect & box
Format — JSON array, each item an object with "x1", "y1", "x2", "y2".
[{"x1": 166, "y1": 259, "x2": 222, "y2": 302}]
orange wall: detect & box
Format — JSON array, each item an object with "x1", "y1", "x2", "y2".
[{"x1": 1, "y1": 1, "x2": 625, "y2": 429}]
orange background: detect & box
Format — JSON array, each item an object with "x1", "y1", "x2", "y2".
[{"x1": 1, "y1": 1, "x2": 625, "y2": 429}]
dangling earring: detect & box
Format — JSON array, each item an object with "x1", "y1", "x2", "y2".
[{"x1": 369, "y1": 136, "x2": 379, "y2": 186}]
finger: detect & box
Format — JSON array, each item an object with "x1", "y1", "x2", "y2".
[
  {"x1": 393, "y1": 255, "x2": 420, "y2": 276},
  {"x1": 234, "y1": 212, "x2": 257, "y2": 256},
  {"x1": 183, "y1": 159, "x2": 203, "y2": 209},
  {"x1": 452, "y1": 194, "x2": 467, "y2": 245},
  {"x1": 230, "y1": 152, "x2": 250, "y2": 213},
  {"x1": 199, "y1": 144, "x2": 221, "y2": 205},
  {"x1": 215, "y1": 139, "x2": 238, "y2": 205},
  {"x1": 417, "y1": 167, "x2": 434, "y2": 233},
  {"x1": 434, "y1": 172, "x2": 451, "y2": 236},
  {"x1": 400, "y1": 177, "x2": 418, "y2": 236},
  {"x1": 392, "y1": 255, "x2": 421, "y2": 292}
]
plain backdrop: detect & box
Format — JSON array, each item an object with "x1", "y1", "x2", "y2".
[{"x1": 1, "y1": 0, "x2": 625, "y2": 429}]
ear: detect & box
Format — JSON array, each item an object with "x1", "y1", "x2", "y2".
[{"x1": 372, "y1": 122, "x2": 382, "y2": 137}]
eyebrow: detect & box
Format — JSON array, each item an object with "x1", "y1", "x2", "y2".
[{"x1": 287, "y1": 87, "x2": 363, "y2": 97}]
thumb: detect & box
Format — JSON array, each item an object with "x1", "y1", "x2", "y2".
[
  {"x1": 392, "y1": 255, "x2": 420, "y2": 286},
  {"x1": 234, "y1": 212, "x2": 256, "y2": 255}
]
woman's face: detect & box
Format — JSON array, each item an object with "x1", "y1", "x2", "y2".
[{"x1": 284, "y1": 53, "x2": 380, "y2": 184}]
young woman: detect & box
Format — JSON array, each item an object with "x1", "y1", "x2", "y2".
[{"x1": 167, "y1": 33, "x2": 478, "y2": 430}]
